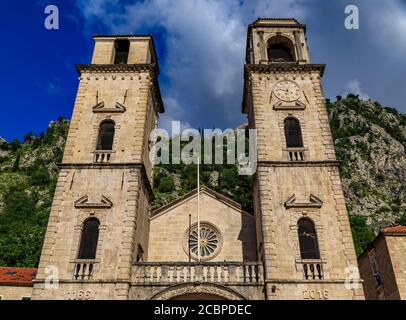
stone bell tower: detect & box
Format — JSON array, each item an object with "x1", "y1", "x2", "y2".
[
  {"x1": 243, "y1": 19, "x2": 364, "y2": 300},
  {"x1": 32, "y1": 35, "x2": 164, "y2": 299}
]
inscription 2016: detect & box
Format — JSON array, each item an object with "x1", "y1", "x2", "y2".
[{"x1": 302, "y1": 289, "x2": 329, "y2": 300}]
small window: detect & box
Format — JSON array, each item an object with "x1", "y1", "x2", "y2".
[
  {"x1": 369, "y1": 254, "x2": 383, "y2": 287},
  {"x1": 284, "y1": 118, "x2": 303, "y2": 148},
  {"x1": 136, "y1": 245, "x2": 144, "y2": 262},
  {"x1": 0, "y1": 295, "x2": 3, "y2": 300},
  {"x1": 114, "y1": 40, "x2": 130, "y2": 64},
  {"x1": 298, "y1": 218, "x2": 320, "y2": 260},
  {"x1": 369, "y1": 255, "x2": 379, "y2": 275},
  {"x1": 21, "y1": 296, "x2": 31, "y2": 300},
  {"x1": 77, "y1": 218, "x2": 100, "y2": 260},
  {"x1": 96, "y1": 120, "x2": 115, "y2": 151}
]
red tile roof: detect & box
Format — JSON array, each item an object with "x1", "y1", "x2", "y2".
[
  {"x1": 383, "y1": 226, "x2": 406, "y2": 234},
  {"x1": 0, "y1": 267, "x2": 37, "y2": 287}
]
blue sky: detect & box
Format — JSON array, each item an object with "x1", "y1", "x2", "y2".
[{"x1": 0, "y1": 0, "x2": 405, "y2": 141}]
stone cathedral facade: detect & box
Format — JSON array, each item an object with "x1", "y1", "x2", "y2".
[{"x1": 31, "y1": 18, "x2": 364, "y2": 300}]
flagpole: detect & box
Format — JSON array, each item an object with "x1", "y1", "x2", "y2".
[{"x1": 197, "y1": 155, "x2": 201, "y2": 262}]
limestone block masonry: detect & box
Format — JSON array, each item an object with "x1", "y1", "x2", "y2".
[
  {"x1": 243, "y1": 19, "x2": 364, "y2": 300},
  {"x1": 31, "y1": 19, "x2": 365, "y2": 300},
  {"x1": 32, "y1": 35, "x2": 163, "y2": 300}
]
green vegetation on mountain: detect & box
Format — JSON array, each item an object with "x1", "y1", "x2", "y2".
[
  {"x1": 327, "y1": 95, "x2": 406, "y2": 254},
  {"x1": 0, "y1": 95, "x2": 405, "y2": 266},
  {"x1": 0, "y1": 119, "x2": 69, "y2": 266}
]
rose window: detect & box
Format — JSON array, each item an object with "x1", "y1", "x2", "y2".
[{"x1": 183, "y1": 222, "x2": 222, "y2": 261}]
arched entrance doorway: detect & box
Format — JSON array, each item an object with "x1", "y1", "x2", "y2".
[
  {"x1": 150, "y1": 283, "x2": 247, "y2": 300},
  {"x1": 170, "y1": 293, "x2": 226, "y2": 300}
]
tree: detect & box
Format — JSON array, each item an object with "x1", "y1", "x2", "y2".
[
  {"x1": 12, "y1": 154, "x2": 20, "y2": 172},
  {"x1": 29, "y1": 164, "x2": 51, "y2": 185},
  {"x1": 396, "y1": 214, "x2": 406, "y2": 226},
  {"x1": 158, "y1": 176, "x2": 175, "y2": 193},
  {"x1": 349, "y1": 215, "x2": 375, "y2": 256}
]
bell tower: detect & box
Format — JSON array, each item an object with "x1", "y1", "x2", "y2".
[
  {"x1": 243, "y1": 19, "x2": 364, "y2": 299},
  {"x1": 32, "y1": 35, "x2": 164, "y2": 299}
]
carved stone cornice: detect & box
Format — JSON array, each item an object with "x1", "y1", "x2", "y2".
[
  {"x1": 75, "y1": 63, "x2": 157, "y2": 75},
  {"x1": 75, "y1": 63, "x2": 164, "y2": 113},
  {"x1": 244, "y1": 63, "x2": 325, "y2": 77},
  {"x1": 257, "y1": 160, "x2": 340, "y2": 167}
]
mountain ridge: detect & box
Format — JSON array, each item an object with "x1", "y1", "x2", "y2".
[{"x1": 0, "y1": 95, "x2": 404, "y2": 265}]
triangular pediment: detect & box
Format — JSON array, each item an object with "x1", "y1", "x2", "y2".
[
  {"x1": 284, "y1": 194, "x2": 322, "y2": 209},
  {"x1": 92, "y1": 101, "x2": 126, "y2": 113},
  {"x1": 273, "y1": 100, "x2": 306, "y2": 110},
  {"x1": 151, "y1": 186, "x2": 252, "y2": 219},
  {"x1": 74, "y1": 195, "x2": 113, "y2": 209}
]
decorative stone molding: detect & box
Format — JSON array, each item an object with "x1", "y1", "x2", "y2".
[
  {"x1": 273, "y1": 100, "x2": 306, "y2": 110},
  {"x1": 284, "y1": 194, "x2": 323, "y2": 209},
  {"x1": 92, "y1": 101, "x2": 126, "y2": 113},
  {"x1": 149, "y1": 282, "x2": 248, "y2": 300},
  {"x1": 244, "y1": 63, "x2": 325, "y2": 77},
  {"x1": 74, "y1": 195, "x2": 113, "y2": 209}
]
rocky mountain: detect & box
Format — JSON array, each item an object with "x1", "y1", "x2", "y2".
[
  {"x1": 0, "y1": 119, "x2": 69, "y2": 266},
  {"x1": 0, "y1": 95, "x2": 404, "y2": 266},
  {"x1": 327, "y1": 95, "x2": 406, "y2": 232}
]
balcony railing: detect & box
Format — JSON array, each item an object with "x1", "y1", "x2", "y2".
[
  {"x1": 132, "y1": 262, "x2": 264, "y2": 285},
  {"x1": 73, "y1": 259, "x2": 97, "y2": 280},
  {"x1": 283, "y1": 147, "x2": 307, "y2": 161},
  {"x1": 93, "y1": 151, "x2": 112, "y2": 163},
  {"x1": 300, "y1": 260, "x2": 324, "y2": 280}
]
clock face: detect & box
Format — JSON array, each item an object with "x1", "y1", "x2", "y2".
[{"x1": 273, "y1": 81, "x2": 301, "y2": 102}]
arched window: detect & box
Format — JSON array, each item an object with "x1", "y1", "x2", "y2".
[
  {"x1": 267, "y1": 36, "x2": 296, "y2": 62},
  {"x1": 284, "y1": 118, "x2": 303, "y2": 148},
  {"x1": 96, "y1": 120, "x2": 115, "y2": 150},
  {"x1": 77, "y1": 218, "x2": 100, "y2": 260},
  {"x1": 298, "y1": 218, "x2": 320, "y2": 260}
]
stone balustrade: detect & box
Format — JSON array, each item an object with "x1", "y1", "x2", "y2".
[
  {"x1": 301, "y1": 260, "x2": 324, "y2": 280},
  {"x1": 283, "y1": 147, "x2": 307, "y2": 161},
  {"x1": 73, "y1": 260, "x2": 96, "y2": 280},
  {"x1": 93, "y1": 151, "x2": 112, "y2": 163},
  {"x1": 132, "y1": 262, "x2": 264, "y2": 285}
]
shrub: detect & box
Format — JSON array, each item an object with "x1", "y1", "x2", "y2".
[
  {"x1": 158, "y1": 176, "x2": 175, "y2": 193},
  {"x1": 29, "y1": 165, "x2": 50, "y2": 185}
]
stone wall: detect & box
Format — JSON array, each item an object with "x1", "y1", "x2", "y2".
[
  {"x1": 386, "y1": 235, "x2": 406, "y2": 299},
  {"x1": 359, "y1": 234, "x2": 405, "y2": 300},
  {"x1": 0, "y1": 286, "x2": 33, "y2": 300},
  {"x1": 33, "y1": 36, "x2": 160, "y2": 300},
  {"x1": 91, "y1": 37, "x2": 154, "y2": 65},
  {"x1": 148, "y1": 190, "x2": 257, "y2": 262},
  {"x1": 246, "y1": 19, "x2": 363, "y2": 300}
]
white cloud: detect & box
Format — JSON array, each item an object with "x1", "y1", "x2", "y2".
[
  {"x1": 364, "y1": 1, "x2": 406, "y2": 55},
  {"x1": 344, "y1": 79, "x2": 369, "y2": 100}
]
